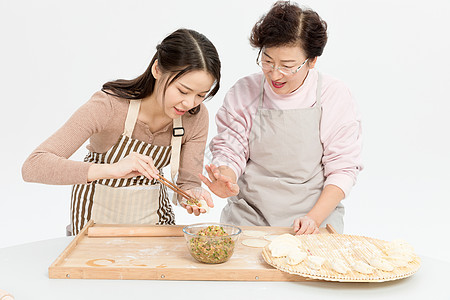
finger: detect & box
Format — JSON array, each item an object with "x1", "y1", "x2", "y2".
[
  {"x1": 293, "y1": 219, "x2": 301, "y2": 233},
  {"x1": 192, "y1": 206, "x2": 200, "y2": 216},
  {"x1": 313, "y1": 227, "x2": 320, "y2": 234},
  {"x1": 297, "y1": 221, "x2": 308, "y2": 235},
  {"x1": 209, "y1": 164, "x2": 221, "y2": 180},
  {"x1": 133, "y1": 160, "x2": 153, "y2": 179},
  {"x1": 198, "y1": 173, "x2": 213, "y2": 188},
  {"x1": 205, "y1": 165, "x2": 217, "y2": 181},
  {"x1": 135, "y1": 153, "x2": 159, "y2": 175},
  {"x1": 200, "y1": 190, "x2": 214, "y2": 208},
  {"x1": 136, "y1": 159, "x2": 158, "y2": 179},
  {"x1": 304, "y1": 224, "x2": 315, "y2": 235},
  {"x1": 123, "y1": 171, "x2": 141, "y2": 179},
  {"x1": 133, "y1": 155, "x2": 157, "y2": 177},
  {"x1": 185, "y1": 205, "x2": 193, "y2": 214},
  {"x1": 226, "y1": 182, "x2": 239, "y2": 194}
]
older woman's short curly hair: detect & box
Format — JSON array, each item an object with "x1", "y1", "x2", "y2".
[{"x1": 250, "y1": 1, "x2": 328, "y2": 59}]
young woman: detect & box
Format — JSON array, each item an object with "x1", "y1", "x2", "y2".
[
  {"x1": 22, "y1": 28, "x2": 221, "y2": 235},
  {"x1": 201, "y1": 1, "x2": 362, "y2": 234}
]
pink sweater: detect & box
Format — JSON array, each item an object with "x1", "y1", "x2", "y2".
[{"x1": 210, "y1": 70, "x2": 363, "y2": 196}]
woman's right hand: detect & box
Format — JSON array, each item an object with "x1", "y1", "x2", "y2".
[
  {"x1": 111, "y1": 152, "x2": 159, "y2": 179},
  {"x1": 199, "y1": 164, "x2": 239, "y2": 198},
  {"x1": 88, "y1": 152, "x2": 159, "y2": 182}
]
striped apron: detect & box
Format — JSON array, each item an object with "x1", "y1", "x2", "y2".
[{"x1": 70, "y1": 99, "x2": 183, "y2": 234}]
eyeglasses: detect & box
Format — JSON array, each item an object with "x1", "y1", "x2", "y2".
[{"x1": 256, "y1": 58, "x2": 309, "y2": 76}]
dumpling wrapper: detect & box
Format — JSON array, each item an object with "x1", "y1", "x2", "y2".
[
  {"x1": 241, "y1": 239, "x2": 269, "y2": 248},
  {"x1": 197, "y1": 199, "x2": 210, "y2": 213},
  {"x1": 270, "y1": 234, "x2": 302, "y2": 248},
  {"x1": 264, "y1": 234, "x2": 279, "y2": 241},
  {"x1": 184, "y1": 199, "x2": 210, "y2": 213},
  {"x1": 243, "y1": 230, "x2": 267, "y2": 238}
]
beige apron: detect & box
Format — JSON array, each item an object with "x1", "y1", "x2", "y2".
[
  {"x1": 70, "y1": 100, "x2": 183, "y2": 234},
  {"x1": 221, "y1": 73, "x2": 345, "y2": 233}
]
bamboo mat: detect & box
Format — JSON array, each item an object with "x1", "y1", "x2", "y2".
[{"x1": 262, "y1": 234, "x2": 421, "y2": 282}]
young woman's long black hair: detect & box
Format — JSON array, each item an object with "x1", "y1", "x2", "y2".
[{"x1": 102, "y1": 28, "x2": 221, "y2": 114}]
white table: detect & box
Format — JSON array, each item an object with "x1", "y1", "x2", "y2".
[{"x1": 0, "y1": 237, "x2": 448, "y2": 300}]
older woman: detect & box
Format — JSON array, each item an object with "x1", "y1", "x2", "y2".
[{"x1": 201, "y1": 1, "x2": 362, "y2": 234}]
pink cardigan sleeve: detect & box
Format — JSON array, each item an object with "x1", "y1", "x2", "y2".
[
  {"x1": 320, "y1": 79, "x2": 363, "y2": 196},
  {"x1": 210, "y1": 80, "x2": 259, "y2": 178}
]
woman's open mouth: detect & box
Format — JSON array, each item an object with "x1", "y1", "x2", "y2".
[
  {"x1": 174, "y1": 107, "x2": 187, "y2": 115},
  {"x1": 271, "y1": 80, "x2": 286, "y2": 88}
]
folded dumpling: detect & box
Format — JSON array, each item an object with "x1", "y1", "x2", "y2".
[
  {"x1": 331, "y1": 258, "x2": 351, "y2": 274},
  {"x1": 286, "y1": 250, "x2": 307, "y2": 265},
  {"x1": 352, "y1": 261, "x2": 375, "y2": 274},
  {"x1": 383, "y1": 255, "x2": 409, "y2": 267},
  {"x1": 306, "y1": 255, "x2": 326, "y2": 270},
  {"x1": 368, "y1": 256, "x2": 395, "y2": 272}
]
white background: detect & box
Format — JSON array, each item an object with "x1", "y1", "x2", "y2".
[{"x1": 1, "y1": 0, "x2": 449, "y2": 263}]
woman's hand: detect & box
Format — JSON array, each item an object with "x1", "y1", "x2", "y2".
[
  {"x1": 111, "y1": 152, "x2": 160, "y2": 179},
  {"x1": 199, "y1": 164, "x2": 239, "y2": 198},
  {"x1": 293, "y1": 216, "x2": 320, "y2": 235},
  {"x1": 180, "y1": 187, "x2": 214, "y2": 216},
  {"x1": 88, "y1": 152, "x2": 159, "y2": 182}
]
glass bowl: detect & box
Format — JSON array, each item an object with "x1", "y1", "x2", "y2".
[{"x1": 182, "y1": 223, "x2": 242, "y2": 264}]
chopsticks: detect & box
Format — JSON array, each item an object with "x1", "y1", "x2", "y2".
[{"x1": 156, "y1": 174, "x2": 199, "y2": 206}]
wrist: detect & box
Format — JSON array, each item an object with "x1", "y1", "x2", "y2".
[
  {"x1": 87, "y1": 163, "x2": 112, "y2": 182},
  {"x1": 305, "y1": 214, "x2": 320, "y2": 227}
]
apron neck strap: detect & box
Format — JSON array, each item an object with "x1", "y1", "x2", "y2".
[
  {"x1": 258, "y1": 75, "x2": 265, "y2": 108},
  {"x1": 315, "y1": 72, "x2": 322, "y2": 107},
  {"x1": 169, "y1": 116, "x2": 183, "y2": 205},
  {"x1": 170, "y1": 116, "x2": 183, "y2": 182},
  {"x1": 123, "y1": 100, "x2": 183, "y2": 186},
  {"x1": 123, "y1": 100, "x2": 141, "y2": 138}
]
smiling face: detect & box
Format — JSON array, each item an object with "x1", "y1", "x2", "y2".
[
  {"x1": 164, "y1": 71, "x2": 214, "y2": 118},
  {"x1": 152, "y1": 63, "x2": 215, "y2": 119},
  {"x1": 261, "y1": 45, "x2": 316, "y2": 95}
]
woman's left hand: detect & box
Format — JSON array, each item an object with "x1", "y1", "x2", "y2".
[
  {"x1": 293, "y1": 216, "x2": 320, "y2": 235},
  {"x1": 180, "y1": 187, "x2": 214, "y2": 216}
]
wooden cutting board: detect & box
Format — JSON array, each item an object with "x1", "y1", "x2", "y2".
[{"x1": 49, "y1": 220, "x2": 334, "y2": 281}]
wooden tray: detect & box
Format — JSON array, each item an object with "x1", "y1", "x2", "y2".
[
  {"x1": 48, "y1": 220, "x2": 334, "y2": 281},
  {"x1": 262, "y1": 234, "x2": 421, "y2": 282}
]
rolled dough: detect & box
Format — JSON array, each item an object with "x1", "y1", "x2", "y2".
[
  {"x1": 241, "y1": 239, "x2": 269, "y2": 248},
  {"x1": 243, "y1": 230, "x2": 267, "y2": 238}
]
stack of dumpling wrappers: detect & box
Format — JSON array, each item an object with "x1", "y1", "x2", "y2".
[{"x1": 262, "y1": 233, "x2": 421, "y2": 282}]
